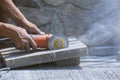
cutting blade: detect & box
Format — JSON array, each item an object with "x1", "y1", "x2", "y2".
[{"x1": 48, "y1": 34, "x2": 69, "y2": 50}]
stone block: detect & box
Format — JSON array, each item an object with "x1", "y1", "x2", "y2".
[{"x1": 0, "y1": 38, "x2": 88, "y2": 68}]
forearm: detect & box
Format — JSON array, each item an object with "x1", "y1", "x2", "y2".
[{"x1": 0, "y1": 0, "x2": 26, "y2": 25}]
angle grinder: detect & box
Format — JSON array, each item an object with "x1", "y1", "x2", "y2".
[{"x1": 30, "y1": 33, "x2": 69, "y2": 50}]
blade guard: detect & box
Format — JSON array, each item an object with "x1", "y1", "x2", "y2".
[{"x1": 48, "y1": 34, "x2": 69, "y2": 50}]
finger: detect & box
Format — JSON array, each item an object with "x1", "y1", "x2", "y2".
[
  {"x1": 39, "y1": 31, "x2": 45, "y2": 35},
  {"x1": 24, "y1": 41, "x2": 31, "y2": 51},
  {"x1": 15, "y1": 42, "x2": 24, "y2": 50},
  {"x1": 19, "y1": 47, "x2": 25, "y2": 50},
  {"x1": 16, "y1": 45, "x2": 24, "y2": 50},
  {"x1": 35, "y1": 28, "x2": 45, "y2": 34},
  {"x1": 29, "y1": 38, "x2": 37, "y2": 50}
]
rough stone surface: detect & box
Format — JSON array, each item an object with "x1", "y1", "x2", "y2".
[
  {"x1": 50, "y1": 11, "x2": 65, "y2": 34},
  {"x1": 19, "y1": 7, "x2": 54, "y2": 26},
  {"x1": 43, "y1": 0, "x2": 65, "y2": 6},
  {"x1": 66, "y1": 0, "x2": 97, "y2": 10},
  {"x1": 13, "y1": 0, "x2": 40, "y2": 8},
  {"x1": 61, "y1": 4, "x2": 89, "y2": 37}
]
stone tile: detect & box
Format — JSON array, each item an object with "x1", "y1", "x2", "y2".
[
  {"x1": 1, "y1": 49, "x2": 53, "y2": 68},
  {"x1": 0, "y1": 38, "x2": 88, "y2": 68}
]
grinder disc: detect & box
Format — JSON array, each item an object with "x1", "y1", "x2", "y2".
[{"x1": 48, "y1": 34, "x2": 69, "y2": 50}]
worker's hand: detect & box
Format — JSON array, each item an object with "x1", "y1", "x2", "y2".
[
  {"x1": 11, "y1": 27, "x2": 37, "y2": 50},
  {"x1": 17, "y1": 19, "x2": 45, "y2": 35},
  {"x1": 0, "y1": 23, "x2": 37, "y2": 50}
]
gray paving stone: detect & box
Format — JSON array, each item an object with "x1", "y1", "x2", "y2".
[{"x1": 0, "y1": 38, "x2": 88, "y2": 68}]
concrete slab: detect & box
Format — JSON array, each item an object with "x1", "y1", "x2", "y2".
[{"x1": 0, "y1": 38, "x2": 88, "y2": 68}]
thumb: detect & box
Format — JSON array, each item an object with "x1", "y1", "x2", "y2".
[{"x1": 36, "y1": 29, "x2": 45, "y2": 35}]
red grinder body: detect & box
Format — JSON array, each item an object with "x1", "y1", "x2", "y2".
[
  {"x1": 31, "y1": 34, "x2": 52, "y2": 49},
  {"x1": 31, "y1": 34, "x2": 69, "y2": 50}
]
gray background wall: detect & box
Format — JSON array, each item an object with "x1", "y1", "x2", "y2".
[{"x1": 12, "y1": 0, "x2": 120, "y2": 47}]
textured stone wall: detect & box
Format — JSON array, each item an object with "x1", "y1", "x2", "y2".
[{"x1": 12, "y1": 0, "x2": 120, "y2": 47}]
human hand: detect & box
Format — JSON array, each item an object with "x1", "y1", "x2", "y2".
[
  {"x1": 0, "y1": 23, "x2": 37, "y2": 50},
  {"x1": 11, "y1": 27, "x2": 37, "y2": 50},
  {"x1": 17, "y1": 19, "x2": 45, "y2": 35}
]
